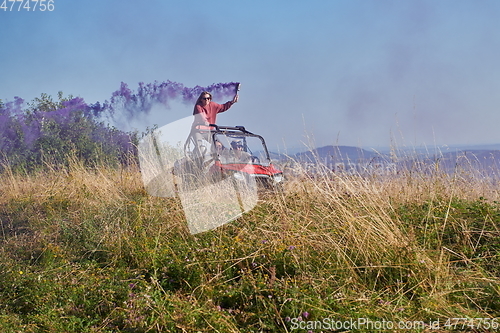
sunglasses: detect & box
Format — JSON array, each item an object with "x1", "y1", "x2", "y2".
[{"x1": 202, "y1": 97, "x2": 211, "y2": 100}]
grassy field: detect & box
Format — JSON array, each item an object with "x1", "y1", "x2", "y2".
[{"x1": 1, "y1": 158, "x2": 499, "y2": 332}]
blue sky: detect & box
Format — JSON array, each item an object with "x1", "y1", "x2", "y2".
[{"x1": 2, "y1": 0, "x2": 500, "y2": 151}]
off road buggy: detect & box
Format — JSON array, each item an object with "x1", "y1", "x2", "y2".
[{"x1": 175, "y1": 124, "x2": 284, "y2": 192}]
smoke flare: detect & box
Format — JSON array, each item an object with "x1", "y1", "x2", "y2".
[{"x1": 93, "y1": 80, "x2": 240, "y2": 120}]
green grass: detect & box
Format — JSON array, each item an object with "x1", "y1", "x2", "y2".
[{"x1": 1, "y1": 161, "x2": 499, "y2": 332}]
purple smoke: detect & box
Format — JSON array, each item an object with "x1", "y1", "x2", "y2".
[{"x1": 100, "y1": 80, "x2": 240, "y2": 119}]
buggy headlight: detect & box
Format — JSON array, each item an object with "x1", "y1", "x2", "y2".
[
  {"x1": 273, "y1": 174, "x2": 283, "y2": 183},
  {"x1": 233, "y1": 172, "x2": 245, "y2": 181}
]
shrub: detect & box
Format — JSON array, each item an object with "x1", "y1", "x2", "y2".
[{"x1": 0, "y1": 92, "x2": 137, "y2": 172}]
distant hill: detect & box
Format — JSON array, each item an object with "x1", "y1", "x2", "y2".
[
  {"x1": 294, "y1": 145, "x2": 387, "y2": 163},
  {"x1": 448, "y1": 144, "x2": 500, "y2": 151},
  {"x1": 270, "y1": 145, "x2": 500, "y2": 175},
  {"x1": 399, "y1": 149, "x2": 500, "y2": 173}
]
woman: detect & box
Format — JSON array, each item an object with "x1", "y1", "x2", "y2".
[
  {"x1": 190, "y1": 91, "x2": 238, "y2": 160},
  {"x1": 192, "y1": 91, "x2": 239, "y2": 130}
]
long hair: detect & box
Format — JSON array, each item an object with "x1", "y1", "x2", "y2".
[{"x1": 196, "y1": 91, "x2": 212, "y2": 105}]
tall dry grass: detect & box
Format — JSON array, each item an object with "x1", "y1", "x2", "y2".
[{"x1": 1, "y1": 153, "x2": 499, "y2": 332}]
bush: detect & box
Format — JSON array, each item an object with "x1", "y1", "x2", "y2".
[{"x1": 0, "y1": 92, "x2": 138, "y2": 172}]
